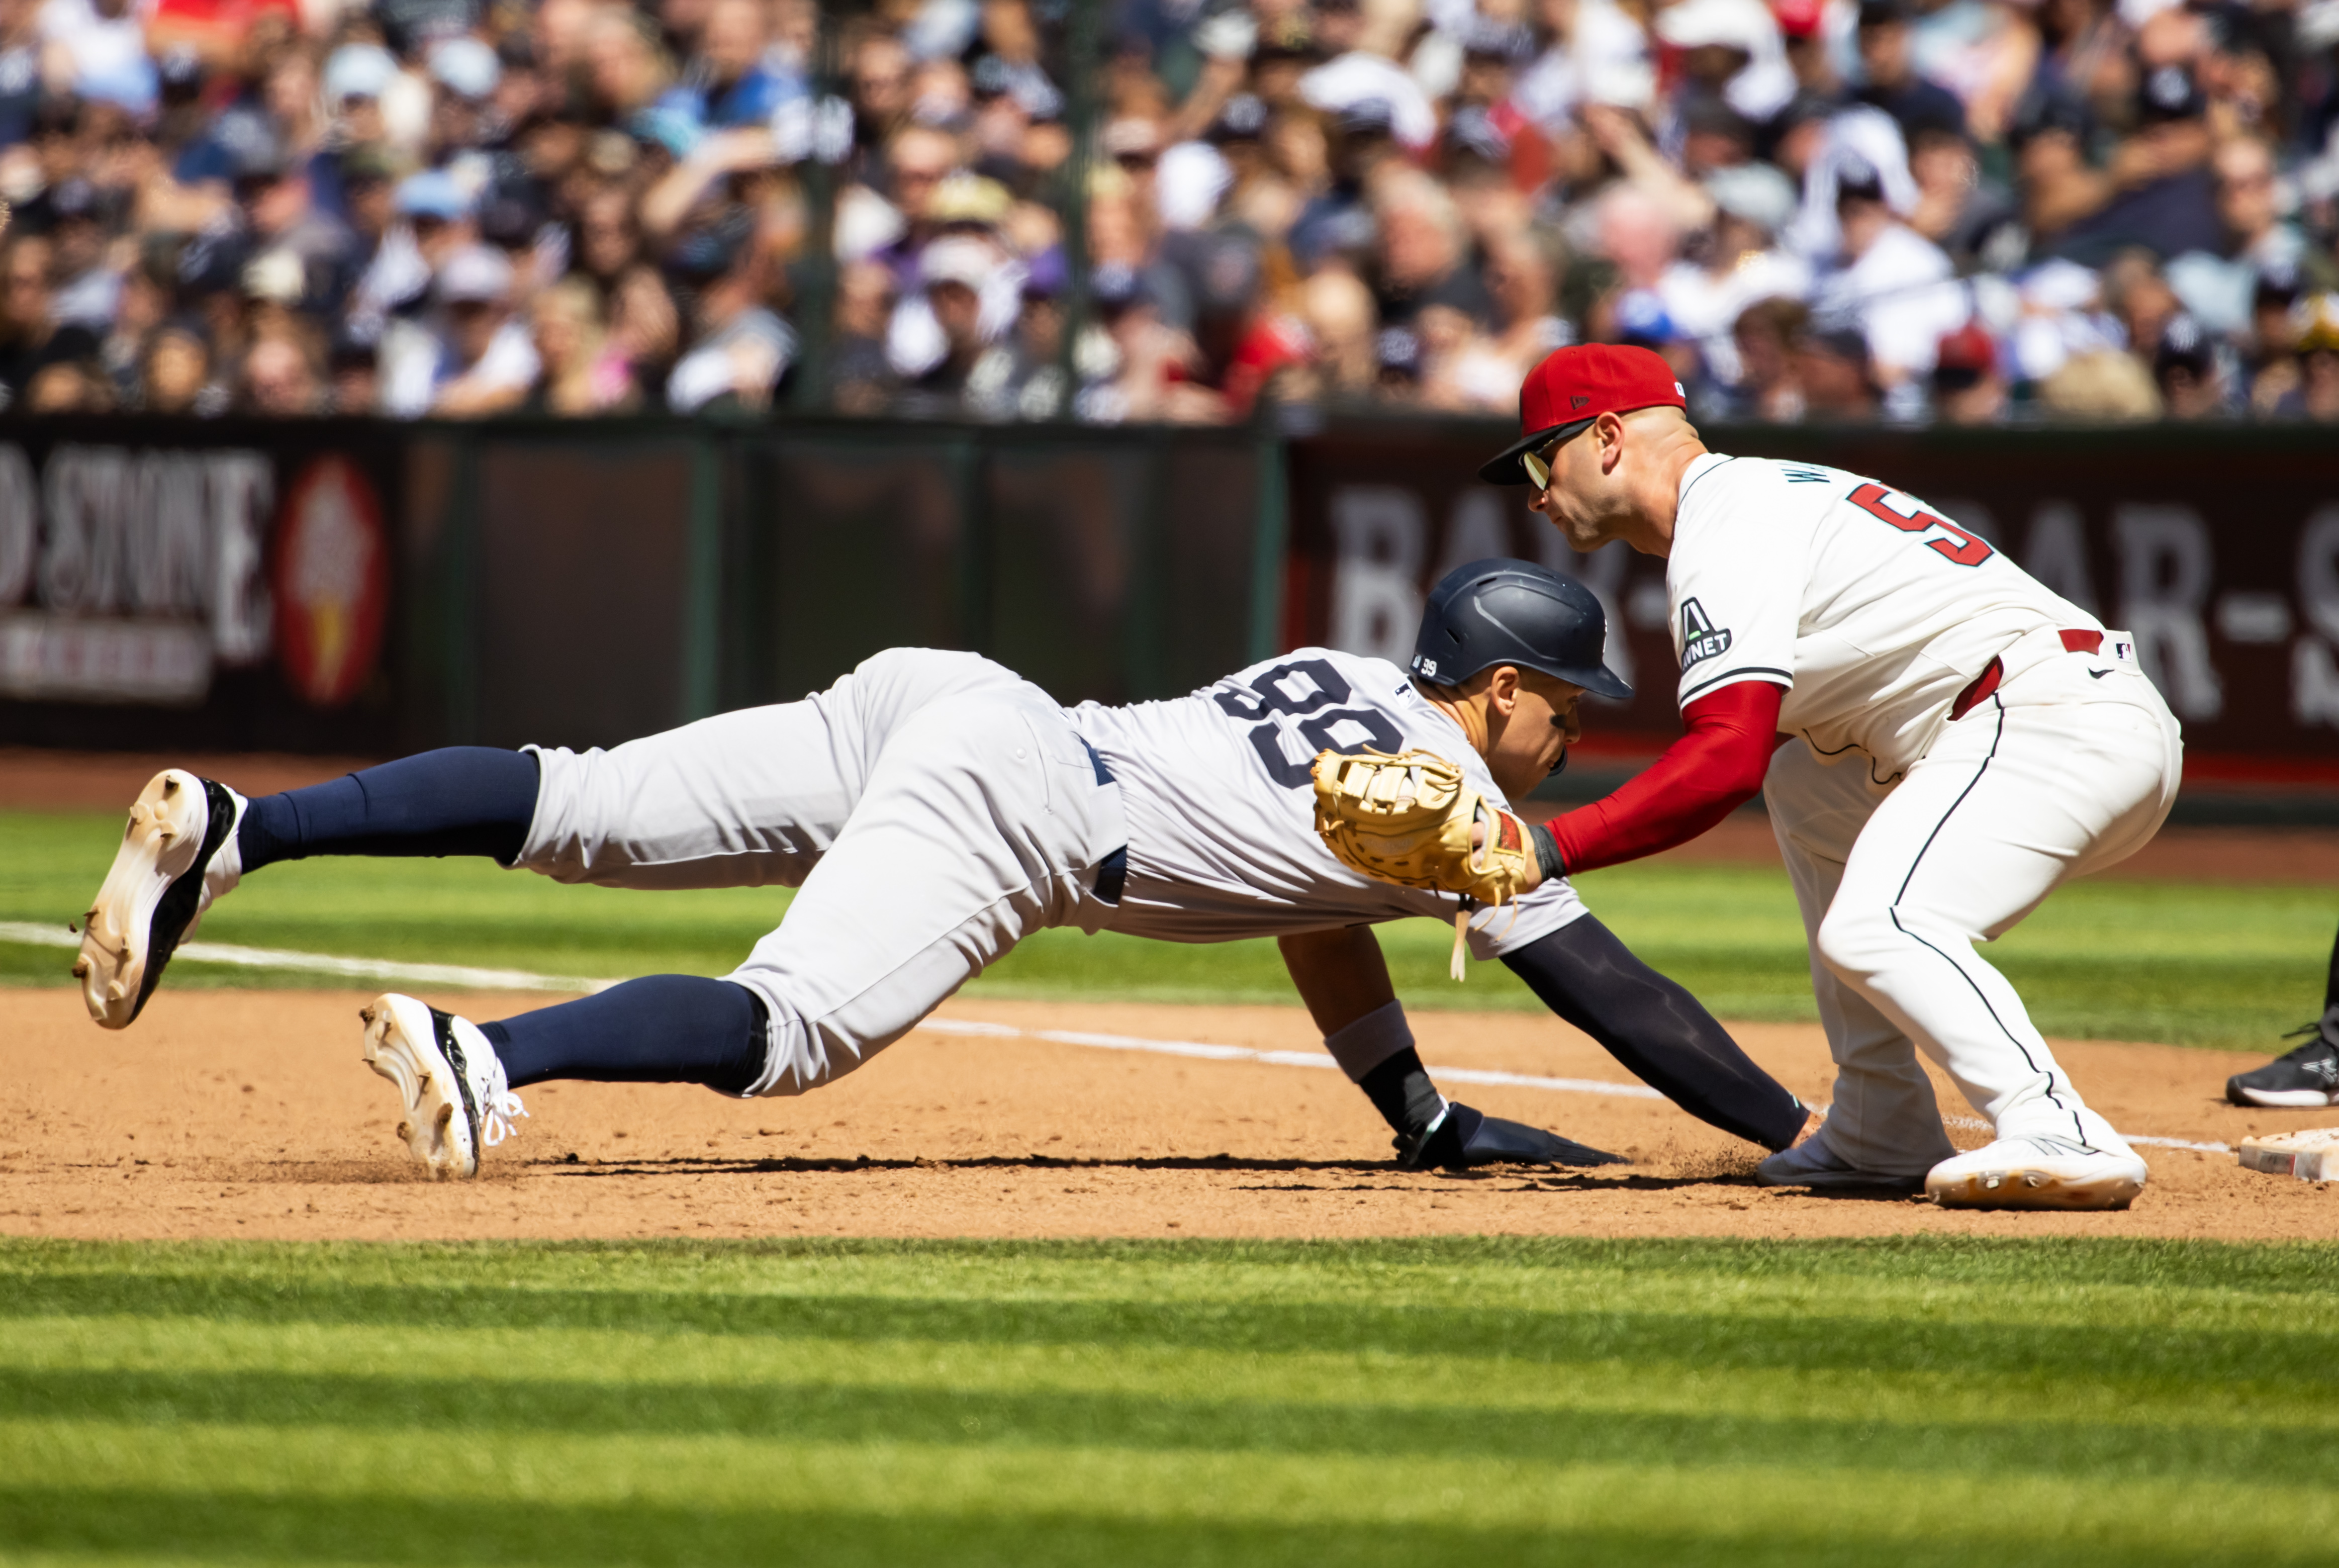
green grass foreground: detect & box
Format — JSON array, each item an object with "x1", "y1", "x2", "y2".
[
  {"x1": 3, "y1": 809, "x2": 2330, "y2": 1049},
  {"x1": 0, "y1": 1237, "x2": 2333, "y2": 1567}
]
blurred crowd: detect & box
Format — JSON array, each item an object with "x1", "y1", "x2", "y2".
[{"x1": 2, "y1": 0, "x2": 2337, "y2": 423}]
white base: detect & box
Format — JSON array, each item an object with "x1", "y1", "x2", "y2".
[{"x1": 2237, "y1": 1127, "x2": 2339, "y2": 1182}]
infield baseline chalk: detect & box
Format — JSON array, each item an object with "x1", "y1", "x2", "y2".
[
  {"x1": 912, "y1": 1016, "x2": 1671, "y2": 1100},
  {"x1": 0, "y1": 920, "x2": 620, "y2": 995},
  {"x1": 0, "y1": 919, "x2": 2230, "y2": 1152}
]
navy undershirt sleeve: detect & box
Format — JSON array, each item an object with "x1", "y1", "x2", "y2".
[{"x1": 1501, "y1": 917, "x2": 1806, "y2": 1150}]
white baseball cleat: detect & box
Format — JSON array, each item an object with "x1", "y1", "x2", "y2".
[
  {"x1": 1755, "y1": 1129, "x2": 1927, "y2": 1194},
  {"x1": 1925, "y1": 1136, "x2": 2147, "y2": 1211},
  {"x1": 360, "y1": 993, "x2": 527, "y2": 1180},
  {"x1": 76, "y1": 769, "x2": 247, "y2": 1029}
]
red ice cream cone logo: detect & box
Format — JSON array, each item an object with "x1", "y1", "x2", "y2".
[{"x1": 274, "y1": 457, "x2": 387, "y2": 709}]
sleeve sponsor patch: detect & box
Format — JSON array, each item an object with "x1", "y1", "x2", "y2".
[{"x1": 1679, "y1": 597, "x2": 1733, "y2": 671}]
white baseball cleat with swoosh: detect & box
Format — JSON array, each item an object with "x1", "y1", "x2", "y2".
[
  {"x1": 360, "y1": 993, "x2": 527, "y2": 1179},
  {"x1": 76, "y1": 770, "x2": 247, "y2": 1029}
]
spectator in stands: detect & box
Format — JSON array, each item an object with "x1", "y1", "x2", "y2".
[
  {"x1": 2213, "y1": 137, "x2": 2314, "y2": 284},
  {"x1": 1297, "y1": 265, "x2": 1380, "y2": 403},
  {"x1": 1795, "y1": 319, "x2": 1882, "y2": 419},
  {"x1": 826, "y1": 256, "x2": 900, "y2": 413},
  {"x1": 2010, "y1": 86, "x2": 2109, "y2": 255},
  {"x1": 138, "y1": 321, "x2": 217, "y2": 416},
  {"x1": 966, "y1": 252, "x2": 1070, "y2": 421},
  {"x1": 678, "y1": 0, "x2": 790, "y2": 133},
  {"x1": 0, "y1": 233, "x2": 99, "y2": 409},
  {"x1": 2104, "y1": 248, "x2": 2182, "y2": 364},
  {"x1": 383, "y1": 244, "x2": 538, "y2": 417},
  {"x1": 2279, "y1": 296, "x2": 2339, "y2": 422},
  {"x1": 0, "y1": 0, "x2": 2327, "y2": 431},
  {"x1": 1373, "y1": 166, "x2": 1488, "y2": 328},
  {"x1": 2039, "y1": 347, "x2": 2162, "y2": 419},
  {"x1": 604, "y1": 263, "x2": 682, "y2": 403},
  {"x1": 1729, "y1": 294, "x2": 1809, "y2": 419},
  {"x1": 1931, "y1": 319, "x2": 2009, "y2": 424},
  {"x1": 0, "y1": 0, "x2": 40, "y2": 147},
  {"x1": 2244, "y1": 270, "x2": 2304, "y2": 413},
  {"x1": 1809, "y1": 156, "x2": 1969, "y2": 404},
  {"x1": 41, "y1": 0, "x2": 156, "y2": 115},
  {"x1": 1659, "y1": 161, "x2": 1807, "y2": 387},
  {"x1": 241, "y1": 332, "x2": 324, "y2": 416},
  {"x1": 524, "y1": 274, "x2": 634, "y2": 414},
  {"x1": 327, "y1": 330, "x2": 378, "y2": 415},
  {"x1": 1906, "y1": 125, "x2": 2019, "y2": 268},
  {"x1": 1478, "y1": 229, "x2": 1573, "y2": 379},
  {"x1": 24, "y1": 356, "x2": 109, "y2": 410},
  {"x1": 47, "y1": 178, "x2": 117, "y2": 329},
  {"x1": 2052, "y1": 63, "x2": 2221, "y2": 262},
  {"x1": 665, "y1": 235, "x2": 792, "y2": 414},
  {"x1": 1855, "y1": 0, "x2": 1969, "y2": 144},
  {"x1": 2151, "y1": 313, "x2": 2227, "y2": 419}
]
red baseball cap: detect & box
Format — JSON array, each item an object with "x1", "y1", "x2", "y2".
[
  {"x1": 1478, "y1": 343, "x2": 1688, "y2": 486},
  {"x1": 1772, "y1": 0, "x2": 1826, "y2": 39}
]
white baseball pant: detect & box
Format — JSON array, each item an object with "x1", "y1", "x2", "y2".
[
  {"x1": 1765, "y1": 640, "x2": 2182, "y2": 1174},
  {"x1": 513, "y1": 648, "x2": 1129, "y2": 1097}
]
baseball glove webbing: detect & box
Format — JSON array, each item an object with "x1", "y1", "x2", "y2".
[{"x1": 1309, "y1": 748, "x2": 1536, "y2": 980}]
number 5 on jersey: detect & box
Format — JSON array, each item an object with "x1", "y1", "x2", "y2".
[{"x1": 1847, "y1": 482, "x2": 1994, "y2": 568}]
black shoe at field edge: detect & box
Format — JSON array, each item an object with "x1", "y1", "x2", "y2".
[{"x1": 2226, "y1": 1024, "x2": 2339, "y2": 1109}]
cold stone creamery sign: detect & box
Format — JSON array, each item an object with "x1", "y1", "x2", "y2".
[
  {"x1": 0, "y1": 443, "x2": 388, "y2": 708},
  {"x1": 272, "y1": 455, "x2": 389, "y2": 709}
]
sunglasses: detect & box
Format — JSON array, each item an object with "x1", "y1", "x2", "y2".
[{"x1": 1519, "y1": 417, "x2": 1593, "y2": 489}]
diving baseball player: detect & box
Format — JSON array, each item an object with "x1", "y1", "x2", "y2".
[
  {"x1": 73, "y1": 561, "x2": 1808, "y2": 1179},
  {"x1": 1484, "y1": 343, "x2": 2182, "y2": 1210}
]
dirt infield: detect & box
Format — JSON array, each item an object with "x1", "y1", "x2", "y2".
[{"x1": 4, "y1": 985, "x2": 2332, "y2": 1243}]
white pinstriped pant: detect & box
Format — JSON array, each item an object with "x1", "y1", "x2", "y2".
[{"x1": 1765, "y1": 656, "x2": 2182, "y2": 1174}]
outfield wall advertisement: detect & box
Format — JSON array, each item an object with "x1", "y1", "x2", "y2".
[
  {"x1": 4, "y1": 416, "x2": 2335, "y2": 782},
  {"x1": 1285, "y1": 424, "x2": 2339, "y2": 778},
  {"x1": 0, "y1": 420, "x2": 402, "y2": 752}
]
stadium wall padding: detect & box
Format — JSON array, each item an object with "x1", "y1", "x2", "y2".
[{"x1": 2, "y1": 415, "x2": 2334, "y2": 790}]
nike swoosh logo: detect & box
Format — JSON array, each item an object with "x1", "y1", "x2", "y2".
[{"x1": 2088, "y1": 669, "x2": 2112, "y2": 679}]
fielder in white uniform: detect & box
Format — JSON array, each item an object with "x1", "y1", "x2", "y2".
[
  {"x1": 74, "y1": 565, "x2": 1810, "y2": 1179},
  {"x1": 1487, "y1": 342, "x2": 2182, "y2": 1209}
]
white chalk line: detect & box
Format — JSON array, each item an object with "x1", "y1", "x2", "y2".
[
  {"x1": 912, "y1": 1016, "x2": 1669, "y2": 1101},
  {"x1": 0, "y1": 920, "x2": 2233, "y2": 1153},
  {"x1": 0, "y1": 920, "x2": 619, "y2": 996}
]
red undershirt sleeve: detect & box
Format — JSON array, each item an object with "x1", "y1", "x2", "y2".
[{"x1": 1544, "y1": 680, "x2": 1788, "y2": 875}]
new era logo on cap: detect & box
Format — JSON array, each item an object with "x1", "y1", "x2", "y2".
[{"x1": 1479, "y1": 344, "x2": 1690, "y2": 485}]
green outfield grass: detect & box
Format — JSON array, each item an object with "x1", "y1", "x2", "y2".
[
  {"x1": 3, "y1": 810, "x2": 2329, "y2": 1049},
  {"x1": 0, "y1": 1236, "x2": 2333, "y2": 1567}
]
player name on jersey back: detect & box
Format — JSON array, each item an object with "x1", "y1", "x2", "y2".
[
  {"x1": 1666, "y1": 454, "x2": 2100, "y2": 780},
  {"x1": 1070, "y1": 649, "x2": 1585, "y2": 957}
]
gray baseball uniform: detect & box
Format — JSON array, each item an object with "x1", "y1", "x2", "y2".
[{"x1": 516, "y1": 646, "x2": 1586, "y2": 1097}]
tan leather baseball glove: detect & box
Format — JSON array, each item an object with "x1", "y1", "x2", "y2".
[{"x1": 1309, "y1": 748, "x2": 1535, "y2": 979}]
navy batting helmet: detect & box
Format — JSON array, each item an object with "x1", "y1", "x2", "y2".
[{"x1": 1409, "y1": 558, "x2": 1632, "y2": 700}]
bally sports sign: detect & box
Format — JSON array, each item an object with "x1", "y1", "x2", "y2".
[{"x1": 0, "y1": 441, "x2": 388, "y2": 710}]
